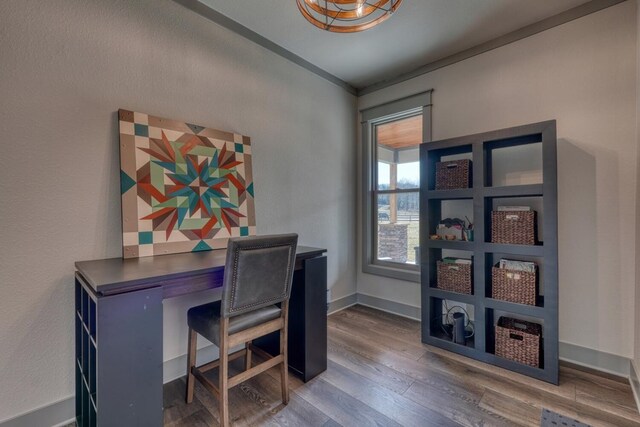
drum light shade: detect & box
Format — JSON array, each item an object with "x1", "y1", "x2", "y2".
[{"x1": 296, "y1": 0, "x2": 403, "y2": 33}]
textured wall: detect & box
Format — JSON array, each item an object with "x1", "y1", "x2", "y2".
[
  {"x1": 0, "y1": 0, "x2": 356, "y2": 421},
  {"x1": 358, "y1": 2, "x2": 638, "y2": 359}
]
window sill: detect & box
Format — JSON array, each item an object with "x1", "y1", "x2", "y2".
[{"x1": 362, "y1": 262, "x2": 420, "y2": 283}]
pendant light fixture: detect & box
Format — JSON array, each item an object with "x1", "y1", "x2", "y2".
[{"x1": 296, "y1": 0, "x2": 403, "y2": 33}]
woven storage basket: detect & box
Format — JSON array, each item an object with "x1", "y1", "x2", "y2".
[
  {"x1": 435, "y1": 160, "x2": 471, "y2": 190},
  {"x1": 492, "y1": 266, "x2": 537, "y2": 306},
  {"x1": 436, "y1": 261, "x2": 472, "y2": 295},
  {"x1": 491, "y1": 210, "x2": 536, "y2": 245},
  {"x1": 495, "y1": 317, "x2": 542, "y2": 367}
]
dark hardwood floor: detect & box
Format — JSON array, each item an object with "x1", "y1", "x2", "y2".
[{"x1": 162, "y1": 305, "x2": 640, "y2": 426}]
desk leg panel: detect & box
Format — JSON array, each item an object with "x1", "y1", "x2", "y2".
[
  {"x1": 297, "y1": 255, "x2": 327, "y2": 382},
  {"x1": 254, "y1": 255, "x2": 327, "y2": 382},
  {"x1": 96, "y1": 287, "x2": 163, "y2": 427}
]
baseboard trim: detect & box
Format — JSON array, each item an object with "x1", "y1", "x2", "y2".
[
  {"x1": 559, "y1": 342, "x2": 630, "y2": 377},
  {"x1": 0, "y1": 395, "x2": 74, "y2": 427},
  {"x1": 630, "y1": 361, "x2": 640, "y2": 413},
  {"x1": 356, "y1": 292, "x2": 420, "y2": 320},
  {"x1": 328, "y1": 293, "x2": 358, "y2": 314}
]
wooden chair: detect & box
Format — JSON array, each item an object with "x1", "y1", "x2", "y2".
[{"x1": 185, "y1": 234, "x2": 298, "y2": 427}]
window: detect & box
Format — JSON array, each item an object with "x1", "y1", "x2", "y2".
[{"x1": 361, "y1": 92, "x2": 432, "y2": 282}]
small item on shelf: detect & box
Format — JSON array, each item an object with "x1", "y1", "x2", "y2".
[
  {"x1": 498, "y1": 259, "x2": 536, "y2": 273},
  {"x1": 452, "y1": 312, "x2": 466, "y2": 345},
  {"x1": 464, "y1": 216, "x2": 474, "y2": 242},
  {"x1": 429, "y1": 234, "x2": 441, "y2": 240},
  {"x1": 436, "y1": 257, "x2": 472, "y2": 294},
  {"x1": 495, "y1": 316, "x2": 542, "y2": 368},
  {"x1": 491, "y1": 208, "x2": 536, "y2": 245},
  {"x1": 496, "y1": 206, "x2": 532, "y2": 212},
  {"x1": 441, "y1": 257, "x2": 471, "y2": 265},
  {"x1": 492, "y1": 259, "x2": 538, "y2": 305},
  {"x1": 435, "y1": 159, "x2": 472, "y2": 190},
  {"x1": 436, "y1": 217, "x2": 466, "y2": 241},
  {"x1": 439, "y1": 303, "x2": 475, "y2": 344}
]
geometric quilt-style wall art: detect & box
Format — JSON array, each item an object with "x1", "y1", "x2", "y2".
[{"x1": 118, "y1": 109, "x2": 256, "y2": 259}]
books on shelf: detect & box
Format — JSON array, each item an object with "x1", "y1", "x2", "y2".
[
  {"x1": 498, "y1": 258, "x2": 536, "y2": 273},
  {"x1": 496, "y1": 206, "x2": 532, "y2": 212},
  {"x1": 441, "y1": 257, "x2": 472, "y2": 265}
]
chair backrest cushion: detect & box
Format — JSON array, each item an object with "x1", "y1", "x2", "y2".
[{"x1": 221, "y1": 234, "x2": 298, "y2": 317}]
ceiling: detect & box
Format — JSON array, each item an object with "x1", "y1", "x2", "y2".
[
  {"x1": 196, "y1": 0, "x2": 593, "y2": 89},
  {"x1": 378, "y1": 115, "x2": 422, "y2": 150}
]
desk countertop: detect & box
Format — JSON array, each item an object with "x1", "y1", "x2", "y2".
[{"x1": 75, "y1": 246, "x2": 326, "y2": 295}]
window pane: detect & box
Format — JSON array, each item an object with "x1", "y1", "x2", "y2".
[
  {"x1": 376, "y1": 115, "x2": 422, "y2": 190},
  {"x1": 376, "y1": 192, "x2": 419, "y2": 265},
  {"x1": 397, "y1": 161, "x2": 419, "y2": 189}
]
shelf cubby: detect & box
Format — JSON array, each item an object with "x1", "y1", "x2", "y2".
[
  {"x1": 427, "y1": 296, "x2": 476, "y2": 354},
  {"x1": 484, "y1": 196, "x2": 544, "y2": 245},
  {"x1": 484, "y1": 252, "x2": 544, "y2": 307},
  {"x1": 420, "y1": 120, "x2": 558, "y2": 384},
  {"x1": 485, "y1": 308, "x2": 545, "y2": 370},
  {"x1": 484, "y1": 133, "x2": 543, "y2": 188},
  {"x1": 76, "y1": 279, "x2": 98, "y2": 426}
]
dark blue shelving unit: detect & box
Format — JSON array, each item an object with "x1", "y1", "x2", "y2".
[{"x1": 420, "y1": 121, "x2": 558, "y2": 384}]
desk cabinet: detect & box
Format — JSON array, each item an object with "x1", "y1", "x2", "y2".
[
  {"x1": 76, "y1": 276, "x2": 163, "y2": 427},
  {"x1": 74, "y1": 247, "x2": 326, "y2": 427}
]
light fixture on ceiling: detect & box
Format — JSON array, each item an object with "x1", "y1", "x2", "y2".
[{"x1": 296, "y1": 0, "x2": 403, "y2": 33}]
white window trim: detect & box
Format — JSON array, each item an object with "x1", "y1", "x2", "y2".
[{"x1": 360, "y1": 91, "x2": 433, "y2": 282}]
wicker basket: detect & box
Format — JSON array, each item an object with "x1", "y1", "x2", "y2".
[
  {"x1": 436, "y1": 261, "x2": 472, "y2": 295},
  {"x1": 495, "y1": 317, "x2": 542, "y2": 367},
  {"x1": 435, "y1": 160, "x2": 471, "y2": 190},
  {"x1": 491, "y1": 210, "x2": 536, "y2": 245},
  {"x1": 492, "y1": 265, "x2": 537, "y2": 306}
]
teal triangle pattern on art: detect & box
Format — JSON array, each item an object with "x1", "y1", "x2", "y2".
[
  {"x1": 120, "y1": 170, "x2": 136, "y2": 194},
  {"x1": 247, "y1": 183, "x2": 254, "y2": 197},
  {"x1": 186, "y1": 123, "x2": 205, "y2": 134},
  {"x1": 192, "y1": 240, "x2": 212, "y2": 252}
]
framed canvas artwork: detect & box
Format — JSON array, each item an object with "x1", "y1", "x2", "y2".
[{"x1": 118, "y1": 109, "x2": 256, "y2": 258}]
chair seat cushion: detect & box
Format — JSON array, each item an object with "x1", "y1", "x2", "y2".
[{"x1": 187, "y1": 301, "x2": 281, "y2": 346}]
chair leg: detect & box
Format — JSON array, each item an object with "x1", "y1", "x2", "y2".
[
  {"x1": 245, "y1": 341, "x2": 252, "y2": 371},
  {"x1": 280, "y1": 302, "x2": 290, "y2": 405},
  {"x1": 219, "y1": 318, "x2": 230, "y2": 427},
  {"x1": 186, "y1": 328, "x2": 197, "y2": 404}
]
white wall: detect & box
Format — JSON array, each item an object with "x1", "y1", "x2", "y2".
[
  {"x1": 358, "y1": 1, "x2": 638, "y2": 360},
  {"x1": 0, "y1": 0, "x2": 356, "y2": 421}
]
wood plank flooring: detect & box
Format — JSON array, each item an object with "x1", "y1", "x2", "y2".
[{"x1": 161, "y1": 305, "x2": 640, "y2": 426}]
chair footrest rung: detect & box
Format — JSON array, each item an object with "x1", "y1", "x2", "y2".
[
  {"x1": 228, "y1": 355, "x2": 284, "y2": 388},
  {"x1": 192, "y1": 368, "x2": 220, "y2": 398}
]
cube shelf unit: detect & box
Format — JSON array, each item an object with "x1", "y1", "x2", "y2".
[
  {"x1": 419, "y1": 121, "x2": 558, "y2": 384},
  {"x1": 75, "y1": 279, "x2": 97, "y2": 426}
]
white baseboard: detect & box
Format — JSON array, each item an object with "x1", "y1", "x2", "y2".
[
  {"x1": 356, "y1": 292, "x2": 421, "y2": 320},
  {"x1": 0, "y1": 395, "x2": 74, "y2": 427},
  {"x1": 630, "y1": 361, "x2": 640, "y2": 413},
  {"x1": 327, "y1": 293, "x2": 357, "y2": 314},
  {"x1": 559, "y1": 342, "x2": 630, "y2": 377}
]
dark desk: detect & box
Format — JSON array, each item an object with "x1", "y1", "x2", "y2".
[{"x1": 74, "y1": 246, "x2": 327, "y2": 427}]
